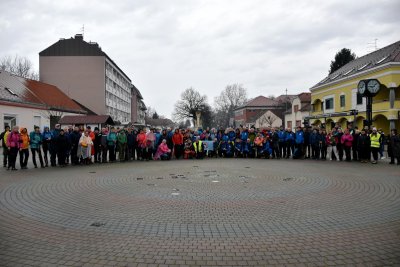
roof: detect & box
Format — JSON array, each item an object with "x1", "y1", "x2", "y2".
[
  {"x1": 0, "y1": 70, "x2": 86, "y2": 113},
  {"x1": 40, "y1": 34, "x2": 131, "y2": 82},
  {"x1": 72, "y1": 99, "x2": 97, "y2": 115},
  {"x1": 145, "y1": 118, "x2": 175, "y2": 128},
  {"x1": 275, "y1": 94, "x2": 297, "y2": 103},
  {"x1": 58, "y1": 115, "x2": 114, "y2": 125},
  {"x1": 236, "y1": 96, "x2": 279, "y2": 109},
  {"x1": 297, "y1": 92, "x2": 311, "y2": 103},
  {"x1": 311, "y1": 40, "x2": 400, "y2": 90},
  {"x1": 26, "y1": 79, "x2": 85, "y2": 113}
]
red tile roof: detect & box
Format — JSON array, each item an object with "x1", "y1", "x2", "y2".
[
  {"x1": 297, "y1": 92, "x2": 311, "y2": 103},
  {"x1": 241, "y1": 96, "x2": 279, "y2": 108},
  {"x1": 0, "y1": 70, "x2": 86, "y2": 114},
  {"x1": 25, "y1": 79, "x2": 85, "y2": 113}
]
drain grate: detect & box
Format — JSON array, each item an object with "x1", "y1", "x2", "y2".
[
  {"x1": 157, "y1": 177, "x2": 163, "y2": 179},
  {"x1": 137, "y1": 177, "x2": 144, "y2": 180},
  {"x1": 90, "y1": 222, "x2": 105, "y2": 227}
]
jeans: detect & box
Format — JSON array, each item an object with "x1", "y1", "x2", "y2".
[
  {"x1": 31, "y1": 148, "x2": 44, "y2": 167},
  {"x1": 19, "y1": 148, "x2": 29, "y2": 168}
]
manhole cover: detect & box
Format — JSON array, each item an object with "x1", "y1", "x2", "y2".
[
  {"x1": 137, "y1": 177, "x2": 144, "y2": 180},
  {"x1": 157, "y1": 177, "x2": 163, "y2": 179},
  {"x1": 283, "y1": 177, "x2": 293, "y2": 181},
  {"x1": 90, "y1": 222, "x2": 105, "y2": 227}
]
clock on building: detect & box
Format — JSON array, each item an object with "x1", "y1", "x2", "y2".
[
  {"x1": 357, "y1": 80, "x2": 366, "y2": 96},
  {"x1": 367, "y1": 79, "x2": 381, "y2": 95}
]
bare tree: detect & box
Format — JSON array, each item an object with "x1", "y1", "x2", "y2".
[
  {"x1": 173, "y1": 87, "x2": 208, "y2": 125},
  {"x1": 214, "y1": 83, "x2": 247, "y2": 128},
  {"x1": 258, "y1": 112, "x2": 277, "y2": 128},
  {"x1": 0, "y1": 55, "x2": 39, "y2": 80},
  {"x1": 267, "y1": 94, "x2": 276, "y2": 100}
]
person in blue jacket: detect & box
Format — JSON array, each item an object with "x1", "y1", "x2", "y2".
[
  {"x1": 285, "y1": 128, "x2": 295, "y2": 158},
  {"x1": 42, "y1": 126, "x2": 53, "y2": 167},
  {"x1": 295, "y1": 126, "x2": 305, "y2": 159},
  {"x1": 309, "y1": 128, "x2": 319, "y2": 159},
  {"x1": 30, "y1": 126, "x2": 44, "y2": 168},
  {"x1": 234, "y1": 138, "x2": 242, "y2": 157},
  {"x1": 278, "y1": 126, "x2": 287, "y2": 158}
]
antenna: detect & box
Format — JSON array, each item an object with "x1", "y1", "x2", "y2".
[
  {"x1": 367, "y1": 38, "x2": 378, "y2": 53},
  {"x1": 81, "y1": 24, "x2": 85, "y2": 37}
]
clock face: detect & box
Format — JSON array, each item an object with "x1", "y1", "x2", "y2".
[
  {"x1": 358, "y1": 80, "x2": 366, "y2": 95},
  {"x1": 367, "y1": 79, "x2": 380, "y2": 94}
]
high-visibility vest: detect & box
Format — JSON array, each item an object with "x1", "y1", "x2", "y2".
[
  {"x1": 370, "y1": 133, "x2": 381, "y2": 148},
  {"x1": 193, "y1": 141, "x2": 203, "y2": 153}
]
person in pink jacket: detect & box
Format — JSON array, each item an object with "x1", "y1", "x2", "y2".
[
  {"x1": 6, "y1": 126, "x2": 21, "y2": 170},
  {"x1": 341, "y1": 129, "x2": 354, "y2": 162}
]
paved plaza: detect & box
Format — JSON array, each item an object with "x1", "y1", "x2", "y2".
[{"x1": 0, "y1": 158, "x2": 399, "y2": 266}]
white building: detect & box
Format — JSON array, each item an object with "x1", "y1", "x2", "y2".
[
  {"x1": 0, "y1": 71, "x2": 86, "y2": 131},
  {"x1": 284, "y1": 92, "x2": 311, "y2": 129}
]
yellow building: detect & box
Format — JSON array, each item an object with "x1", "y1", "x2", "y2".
[{"x1": 308, "y1": 41, "x2": 400, "y2": 134}]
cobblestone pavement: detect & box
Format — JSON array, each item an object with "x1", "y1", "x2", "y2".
[{"x1": 0, "y1": 158, "x2": 399, "y2": 267}]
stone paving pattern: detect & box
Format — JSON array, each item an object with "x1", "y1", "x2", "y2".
[{"x1": 0, "y1": 158, "x2": 399, "y2": 266}]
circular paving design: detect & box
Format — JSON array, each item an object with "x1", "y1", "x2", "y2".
[{"x1": 0, "y1": 159, "x2": 399, "y2": 266}]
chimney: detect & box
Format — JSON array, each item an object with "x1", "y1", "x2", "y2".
[{"x1": 75, "y1": 34, "x2": 83, "y2": 40}]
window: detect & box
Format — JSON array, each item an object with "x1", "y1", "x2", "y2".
[
  {"x1": 33, "y1": 116, "x2": 41, "y2": 128},
  {"x1": 3, "y1": 115, "x2": 17, "y2": 128},
  {"x1": 357, "y1": 93, "x2": 363, "y2": 105},
  {"x1": 296, "y1": 120, "x2": 301, "y2": 127},
  {"x1": 294, "y1": 105, "x2": 299, "y2": 112},
  {"x1": 325, "y1": 98, "x2": 334, "y2": 110},
  {"x1": 340, "y1": 95, "x2": 345, "y2": 107}
]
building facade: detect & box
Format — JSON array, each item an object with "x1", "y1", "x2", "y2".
[
  {"x1": 40, "y1": 34, "x2": 144, "y2": 124},
  {"x1": 308, "y1": 40, "x2": 400, "y2": 133},
  {"x1": 284, "y1": 92, "x2": 311, "y2": 129},
  {"x1": 131, "y1": 85, "x2": 147, "y2": 126},
  {"x1": 234, "y1": 95, "x2": 296, "y2": 128},
  {"x1": 0, "y1": 70, "x2": 86, "y2": 131}
]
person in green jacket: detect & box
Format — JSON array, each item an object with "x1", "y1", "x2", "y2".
[
  {"x1": 117, "y1": 129, "x2": 127, "y2": 162},
  {"x1": 107, "y1": 127, "x2": 117, "y2": 162},
  {"x1": 29, "y1": 126, "x2": 44, "y2": 168}
]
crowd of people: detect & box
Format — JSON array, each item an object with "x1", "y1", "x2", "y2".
[{"x1": 1, "y1": 123, "x2": 400, "y2": 171}]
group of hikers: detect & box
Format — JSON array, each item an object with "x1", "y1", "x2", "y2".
[{"x1": 1, "y1": 123, "x2": 400, "y2": 171}]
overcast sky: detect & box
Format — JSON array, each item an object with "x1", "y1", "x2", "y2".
[{"x1": 1, "y1": 0, "x2": 399, "y2": 118}]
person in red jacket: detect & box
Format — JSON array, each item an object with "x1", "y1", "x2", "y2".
[
  {"x1": 6, "y1": 126, "x2": 21, "y2": 170},
  {"x1": 341, "y1": 128, "x2": 354, "y2": 162},
  {"x1": 172, "y1": 129, "x2": 184, "y2": 159},
  {"x1": 136, "y1": 129, "x2": 147, "y2": 161}
]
